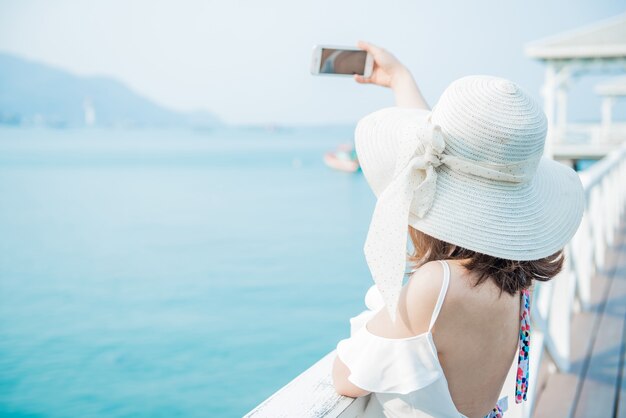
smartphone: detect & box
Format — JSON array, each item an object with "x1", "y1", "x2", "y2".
[{"x1": 310, "y1": 45, "x2": 373, "y2": 77}]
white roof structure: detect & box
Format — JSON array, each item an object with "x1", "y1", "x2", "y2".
[
  {"x1": 526, "y1": 14, "x2": 626, "y2": 61},
  {"x1": 525, "y1": 14, "x2": 626, "y2": 158}
]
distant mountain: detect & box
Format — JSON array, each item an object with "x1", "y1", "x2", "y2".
[{"x1": 0, "y1": 52, "x2": 220, "y2": 128}]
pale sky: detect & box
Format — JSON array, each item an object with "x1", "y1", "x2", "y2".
[{"x1": 0, "y1": 0, "x2": 624, "y2": 124}]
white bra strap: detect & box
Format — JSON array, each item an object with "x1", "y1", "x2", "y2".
[{"x1": 429, "y1": 260, "x2": 451, "y2": 331}]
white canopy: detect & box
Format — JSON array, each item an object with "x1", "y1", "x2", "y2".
[
  {"x1": 525, "y1": 14, "x2": 626, "y2": 158},
  {"x1": 526, "y1": 14, "x2": 626, "y2": 61}
]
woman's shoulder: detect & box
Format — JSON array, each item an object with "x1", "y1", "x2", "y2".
[
  {"x1": 404, "y1": 260, "x2": 513, "y2": 329},
  {"x1": 362, "y1": 261, "x2": 445, "y2": 339},
  {"x1": 405, "y1": 260, "x2": 445, "y2": 295},
  {"x1": 402, "y1": 261, "x2": 447, "y2": 333},
  {"x1": 424, "y1": 260, "x2": 520, "y2": 338}
]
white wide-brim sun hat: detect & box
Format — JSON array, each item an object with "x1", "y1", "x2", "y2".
[{"x1": 355, "y1": 75, "x2": 585, "y2": 321}]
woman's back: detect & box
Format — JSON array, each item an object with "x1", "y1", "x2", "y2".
[
  {"x1": 433, "y1": 261, "x2": 520, "y2": 416},
  {"x1": 362, "y1": 260, "x2": 522, "y2": 417}
]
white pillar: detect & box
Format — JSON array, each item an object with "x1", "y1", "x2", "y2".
[
  {"x1": 601, "y1": 96, "x2": 614, "y2": 143},
  {"x1": 601, "y1": 96, "x2": 614, "y2": 126},
  {"x1": 542, "y1": 63, "x2": 556, "y2": 159},
  {"x1": 556, "y1": 85, "x2": 568, "y2": 140}
]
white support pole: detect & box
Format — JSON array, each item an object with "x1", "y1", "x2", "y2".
[
  {"x1": 542, "y1": 63, "x2": 557, "y2": 158},
  {"x1": 556, "y1": 83, "x2": 568, "y2": 142},
  {"x1": 601, "y1": 96, "x2": 614, "y2": 144},
  {"x1": 601, "y1": 96, "x2": 614, "y2": 127}
]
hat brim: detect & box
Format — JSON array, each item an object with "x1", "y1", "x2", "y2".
[{"x1": 355, "y1": 107, "x2": 585, "y2": 261}]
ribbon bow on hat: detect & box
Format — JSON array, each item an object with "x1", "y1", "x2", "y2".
[{"x1": 363, "y1": 120, "x2": 533, "y2": 323}]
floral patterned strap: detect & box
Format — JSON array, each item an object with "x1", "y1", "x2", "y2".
[
  {"x1": 515, "y1": 288, "x2": 531, "y2": 404},
  {"x1": 484, "y1": 403, "x2": 503, "y2": 418},
  {"x1": 484, "y1": 289, "x2": 530, "y2": 417},
  {"x1": 484, "y1": 396, "x2": 507, "y2": 418}
]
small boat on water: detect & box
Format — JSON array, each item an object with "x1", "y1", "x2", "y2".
[{"x1": 324, "y1": 143, "x2": 360, "y2": 173}]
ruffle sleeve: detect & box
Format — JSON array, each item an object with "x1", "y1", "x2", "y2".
[
  {"x1": 336, "y1": 285, "x2": 443, "y2": 394},
  {"x1": 348, "y1": 285, "x2": 384, "y2": 336}
]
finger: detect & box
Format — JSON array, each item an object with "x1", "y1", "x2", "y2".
[
  {"x1": 357, "y1": 40, "x2": 382, "y2": 56},
  {"x1": 354, "y1": 74, "x2": 371, "y2": 84}
]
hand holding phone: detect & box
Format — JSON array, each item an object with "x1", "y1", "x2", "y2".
[
  {"x1": 352, "y1": 41, "x2": 409, "y2": 88},
  {"x1": 310, "y1": 45, "x2": 374, "y2": 77},
  {"x1": 310, "y1": 41, "x2": 429, "y2": 109}
]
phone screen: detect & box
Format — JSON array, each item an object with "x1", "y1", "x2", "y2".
[{"x1": 319, "y1": 48, "x2": 367, "y2": 75}]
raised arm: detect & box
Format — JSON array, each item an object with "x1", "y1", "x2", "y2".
[{"x1": 354, "y1": 41, "x2": 429, "y2": 110}]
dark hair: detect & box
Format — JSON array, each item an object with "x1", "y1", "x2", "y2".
[{"x1": 408, "y1": 226, "x2": 563, "y2": 295}]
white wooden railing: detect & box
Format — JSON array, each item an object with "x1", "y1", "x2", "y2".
[
  {"x1": 521, "y1": 141, "x2": 626, "y2": 417},
  {"x1": 550, "y1": 123, "x2": 626, "y2": 162},
  {"x1": 555, "y1": 122, "x2": 626, "y2": 146},
  {"x1": 244, "y1": 143, "x2": 626, "y2": 418}
]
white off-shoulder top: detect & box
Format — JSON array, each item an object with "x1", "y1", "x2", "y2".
[{"x1": 336, "y1": 261, "x2": 517, "y2": 418}]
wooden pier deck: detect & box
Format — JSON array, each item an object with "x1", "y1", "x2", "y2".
[{"x1": 534, "y1": 224, "x2": 626, "y2": 417}]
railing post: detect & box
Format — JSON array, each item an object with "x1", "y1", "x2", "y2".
[
  {"x1": 572, "y1": 211, "x2": 593, "y2": 309},
  {"x1": 548, "y1": 261, "x2": 573, "y2": 371},
  {"x1": 591, "y1": 186, "x2": 606, "y2": 270}
]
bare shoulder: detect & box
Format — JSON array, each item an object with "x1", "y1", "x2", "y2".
[
  {"x1": 405, "y1": 261, "x2": 445, "y2": 301},
  {"x1": 365, "y1": 261, "x2": 445, "y2": 339},
  {"x1": 401, "y1": 261, "x2": 446, "y2": 334}
]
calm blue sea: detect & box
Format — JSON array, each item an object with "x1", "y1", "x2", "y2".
[{"x1": 0, "y1": 126, "x2": 375, "y2": 418}]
